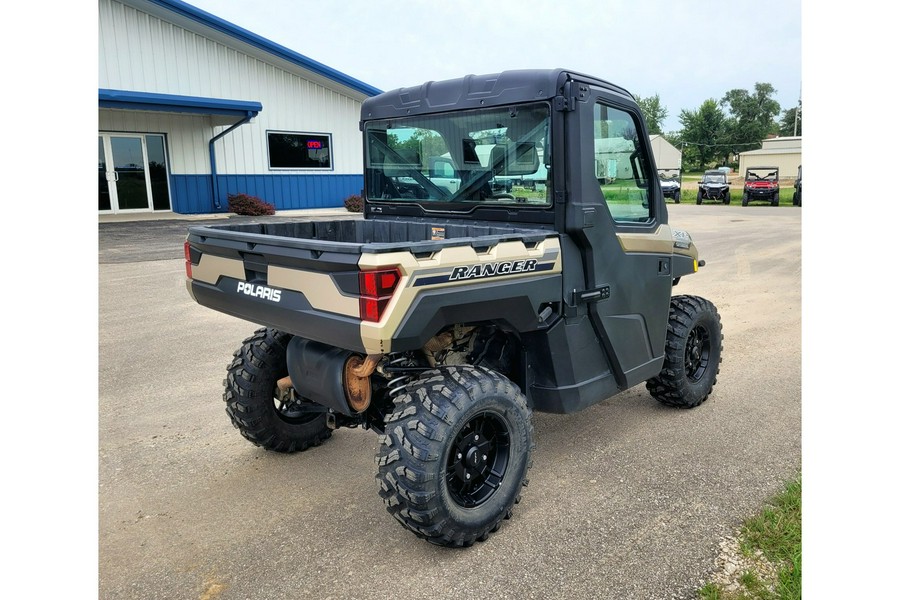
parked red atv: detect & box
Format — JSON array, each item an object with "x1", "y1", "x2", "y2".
[{"x1": 742, "y1": 167, "x2": 779, "y2": 206}]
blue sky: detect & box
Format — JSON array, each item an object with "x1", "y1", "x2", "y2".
[{"x1": 185, "y1": 0, "x2": 802, "y2": 133}]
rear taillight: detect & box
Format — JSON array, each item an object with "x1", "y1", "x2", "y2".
[
  {"x1": 184, "y1": 241, "x2": 193, "y2": 279},
  {"x1": 359, "y1": 268, "x2": 402, "y2": 322}
]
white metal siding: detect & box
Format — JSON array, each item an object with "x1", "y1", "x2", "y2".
[
  {"x1": 99, "y1": 0, "x2": 365, "y2": 175},
  {"x1": 761, "y1": 136, "x2": 802, "y2": 151},
  {"x1": 99, "y1": 109, "x2": 213, "y2": 173},
  {"x1": 738, "y1": 151, "x2": 801, "y2": 180},
  {"x1": 649, "y1": 136, "x2": 682, "y2": 170}
]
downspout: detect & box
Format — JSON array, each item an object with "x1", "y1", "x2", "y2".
[{"x1": 209, "y1": 110, "x2": 257, "y2": 210}]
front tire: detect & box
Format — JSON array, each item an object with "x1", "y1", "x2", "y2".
[
  {"x1": 674, "y1": 190, "x2": 681, "y2": 203},
  {"x1": 224, "y1": 328, "x2": 331, "y2": 453},
  {"x1": 742, "y1": 192, "x2": 749, "y2": 207},
  {"x1": 724, "y1": 191, "x2": 731, "y2": 205},
  {"x1": 376, "y1": 367, "x2": 534, "y2": 547},
  {"x1": 696, "y1": 190, "x2": 703, "y2": 205},
  {"x1": 646, "y1": 296, "x2": 723, "y2": 409}
]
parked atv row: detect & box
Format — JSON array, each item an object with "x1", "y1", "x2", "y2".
[{"x1": 667, "y1": 166, "x2": 799, "y2": 207}]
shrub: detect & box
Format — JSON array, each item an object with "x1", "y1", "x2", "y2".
[
  {"x1": 227, "y1": 193, "x2": 275, "y2": 216},
  {"x1": 344, "y1": 194, "x2": 364, "y2": 213}
]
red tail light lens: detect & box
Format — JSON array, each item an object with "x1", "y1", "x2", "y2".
[
  {"x1": 360, "y1": 269, "x2": 400, "y2": 297},
  {"x1": 358, "y1": 267, "x2": 401, "y2": 322},
  {"x1": 184, "y1": 241, "x2": 193, "y2": 279}
]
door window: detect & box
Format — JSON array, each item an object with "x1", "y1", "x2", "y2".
[
  {"x1": 593, "y1": 102, "x2": 652, "y2": 223},
  {"x1": 109, "y1": 136, "x2": 150, "y2": 210},
  {"x1": 146, "y1": 135, "x2": 171, "y2": 211}
]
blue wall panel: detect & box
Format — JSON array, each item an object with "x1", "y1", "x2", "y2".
[{"x1": 169, "y1": 174, "x2": 363, "y2": 214}]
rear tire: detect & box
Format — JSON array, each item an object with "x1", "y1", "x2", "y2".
[
  {"x1": 646, "y1": 296, "x2": 723, "y2": 409},
  {"x1": 224, "y1": 327, "x2": 331, "y2": 453},
  {"x1": 376, "y1": 366, "x2": 534, "y2": 547}
]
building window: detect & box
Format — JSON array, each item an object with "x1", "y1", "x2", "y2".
[{"x1": 267, "y1": 131, "x2": 333, "y2": 170}]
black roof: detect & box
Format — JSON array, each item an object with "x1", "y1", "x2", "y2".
[{"x1": 361, "y1": 69, "x2": 634, "y2": 121}]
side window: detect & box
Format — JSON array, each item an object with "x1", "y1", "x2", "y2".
[{"x1": 593, "y1": 102, "x2": 652, "y2": 223}]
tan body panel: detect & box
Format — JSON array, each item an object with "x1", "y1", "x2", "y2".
[
  {"x1": 358, "y1": 238, "x2": 562, "y2": 354},
  {"x1": 617, "y1": 224, "x2": 699, "y2": 262},
  {"x1": 190, "y1": 254, "x2": 358, "y2": 316}
]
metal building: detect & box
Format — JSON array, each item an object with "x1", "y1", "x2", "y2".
[
  {"x1": 738, "y1": 136, "x2": 802, "y2": 181},
  {"x1": 648, "y1": 135, "x2": 682, "y2": 171},
  {"x1": 98, "y1": 0, "x2": 381, "y2": 215}
]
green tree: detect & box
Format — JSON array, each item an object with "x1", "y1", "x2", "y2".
[
  {"x1": 720, "y1": 83, "x2": 781, "y2": 163},
  {"x1": 779, "y1": 103, "x2": 802, "y2": 136},
  {"x1": 634, "y1": 93, "x2": 668, "y2": 135},
  {"x1": 387, "y1": 129, "x2": 448, "y2": 166},
  {"x1": 679, "y1": 100, "x2": 726, "y2": 170}
]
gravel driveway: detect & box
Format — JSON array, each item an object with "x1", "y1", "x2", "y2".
[{"x1": 98, "y1": 204, "x2": 801, "y2": 599}]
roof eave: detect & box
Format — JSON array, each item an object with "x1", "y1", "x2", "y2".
[{"x1": 144, "y1": 0, "x2": 382, "y2": 98}]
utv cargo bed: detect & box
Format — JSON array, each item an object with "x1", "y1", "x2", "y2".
[
  {"x1": 187, "y1": 219, "x2": 554, "y2": 254},
  {"x1": 186, "y1": 218, "x2": 562, "y2": 356}
]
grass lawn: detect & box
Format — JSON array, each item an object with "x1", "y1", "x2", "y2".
[
  {"x1": 668, "y1": 187, "x2": 796, "y2": 206},
  {"x1": 698, "y1": 476, "x2": 801, "y2": 599}
]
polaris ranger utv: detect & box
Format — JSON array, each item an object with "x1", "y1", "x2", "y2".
[{"x1": 185, "y1": 69, "x2": 723, "y2": 547}]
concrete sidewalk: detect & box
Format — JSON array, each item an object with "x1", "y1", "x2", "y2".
[{"x1": 98, "y1": 207, "x2": 354, "y2": 223}]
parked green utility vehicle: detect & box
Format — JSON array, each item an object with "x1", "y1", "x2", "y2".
[{"x1": 185, "y1": 69, "x2": 724, "y2": 547}]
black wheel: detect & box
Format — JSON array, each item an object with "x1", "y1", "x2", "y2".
[
  {"x1": 224, "y1": 327, "x2": 331, "y2": 452},
  {"x1": 646, "y1": 296, "x2": 723, "y2": 409},
  {"x1": 792, "y1": 191, "x2": 800, "y2": 206},
  {"x1": 742, "y1": 192, "x2": 749, "y2": 207},
  {"x1": 771, "y1": 194, "x2": 779, "y2": 207},
  {"x1": 674, "y1": 191, "x2": 681, "y2": 203},
  {"x1": 696, "y1": 190, "x2": 703, "y2": 205},
  {"x1": 724, "y1": 191, "x2": 731, "y2": 205},
  {"x1": 376, "y1": 366, "x2": 534, "y2": 547}
]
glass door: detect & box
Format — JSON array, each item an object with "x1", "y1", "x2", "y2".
[
  {"x1": 110, "y1": 135, "x2": 150, "y2": 211},
  {"x1": 99, "y1": 133, "x2": 170, "y2": 213},
  {"x1": 99, "y1": 137, "x2": 112, "y2": 211}
]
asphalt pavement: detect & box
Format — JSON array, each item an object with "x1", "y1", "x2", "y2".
[{"x1": 98, "y1": 204, "x2": 801, "y2": 599}]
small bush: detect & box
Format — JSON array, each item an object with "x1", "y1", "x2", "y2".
[
  {"x1": 227, "y1": 193, "x2": 275, "y2": 216},
  {"x1": 344, "y1": 194, "x2": 364, "y2": 213}
]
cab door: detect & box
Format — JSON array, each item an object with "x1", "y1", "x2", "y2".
[{"x1": 565, "y1": 90, "x2": 673, "y2": 390}]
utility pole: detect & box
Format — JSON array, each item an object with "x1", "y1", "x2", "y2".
[{"x1": 793, "y1": 89, "x2": 801, "y2": 136}]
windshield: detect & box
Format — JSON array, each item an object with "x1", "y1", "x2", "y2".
[
  {"x1": 364, "y1": 103, "x2": 551, "y2": 209},
  {"x1": 703, "y1": 174, "x2": 726, "y2": 183},
  {"x1": 747, "y1": 170, "x2": 777, "y2": 181}
]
